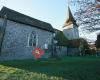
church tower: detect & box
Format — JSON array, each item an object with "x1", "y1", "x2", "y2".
[
  {"x1": 62, "y1": 7, "x2": 80, "y2": 56},
  {"x1": 63, "y1": 7, "x2": 79, "y2": 40}
]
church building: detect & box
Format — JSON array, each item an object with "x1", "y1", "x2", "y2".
[{"x1": 0, "y1": 7, "x2": 54, "y2": 60}]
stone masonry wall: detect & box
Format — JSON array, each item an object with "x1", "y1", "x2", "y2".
[{"x1": 0, "y1": 18, "x2": 53, "y2": 60}]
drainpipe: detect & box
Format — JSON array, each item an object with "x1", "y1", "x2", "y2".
[
  {"x1": 51, "y1": 31, "x2": 58, "y2": 58},
  {"x1": 0, "y1": 14, "x2": 7, "y2": 55}
]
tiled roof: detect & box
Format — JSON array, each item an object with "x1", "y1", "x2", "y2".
[{"x1": 0, "y1": 7, "x2": 54, "y2": 32}]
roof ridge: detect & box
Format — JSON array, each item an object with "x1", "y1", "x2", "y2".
[
  {"x1": 0, "y1": 6, "x2": 50, "y2": 25},
  {"x1": 0, "y1": 6, "x2": 54, "y2": 32}
]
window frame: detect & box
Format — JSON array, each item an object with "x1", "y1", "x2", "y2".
[{"x1": 27, "y1": 31, "x2": 38, "y2": 47}]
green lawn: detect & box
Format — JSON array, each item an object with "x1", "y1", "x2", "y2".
[{"x1": 0, "y1": 56, "x2": 100, "y2": 80}]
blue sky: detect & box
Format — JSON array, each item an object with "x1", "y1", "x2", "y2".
[{"x1": 0, "y1": 0, "x2": 69, "y2": 30}]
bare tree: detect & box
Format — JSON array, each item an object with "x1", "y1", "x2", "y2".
[{"x1": 70, "y1": 0, "x2": 100, "y2": 33}]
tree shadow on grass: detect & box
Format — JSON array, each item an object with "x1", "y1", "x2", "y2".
[{"x1": 0, "y1": 59, "x2": 68, "y2": 79}]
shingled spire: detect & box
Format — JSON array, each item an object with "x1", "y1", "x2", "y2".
[{"x1": 63, "y1": 7, "x2": 78, "y2": 27}]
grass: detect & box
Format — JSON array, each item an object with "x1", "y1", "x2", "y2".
[
  {"x1": 0, "y1": 65, "x2": 63, "y2": 80},
  {"x1": 0, "y1": 56, "x2": 100, "y2": 80}
]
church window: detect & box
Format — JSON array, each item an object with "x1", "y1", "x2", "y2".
[{"x1": 28, "y1": 31, "x2": 37, "y2": 47}]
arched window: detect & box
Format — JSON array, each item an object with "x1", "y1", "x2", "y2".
[{"x1": 28, "y1": 31, "x2": 36, "y2": 47}]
